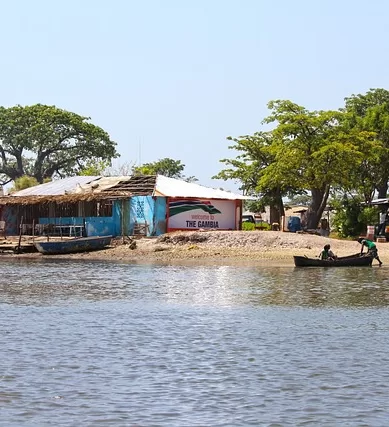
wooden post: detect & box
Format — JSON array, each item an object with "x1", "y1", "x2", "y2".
[
  {"x1": 59, "y1": 217, "x2": 63, "y2": 240},
  {"x1": 121, "y1": 199, "x2": 125, "y2": 243},
  {"x1": 17, "y1": 216, "x2": 23, "y2": 254}
]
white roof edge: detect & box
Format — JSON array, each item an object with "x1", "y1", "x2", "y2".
[{"x1": 155, "y1": 175, "x2": 251, "y2": 200}]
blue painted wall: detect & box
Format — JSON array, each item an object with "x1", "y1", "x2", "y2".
[
  {"x1": 39, "y1": 216, "x2": 116, "y2": 237},
  {"x1": 154, "y1": 197, "x2": 167, "y2": 235},
  {"x1": 2, "y1": 196, "x2": 168, "y2": 237},
  {"x1": 39, "y1": 217, "x2": 84, "y2": 226},
  {"x1": 130, "y1": 196, "x2": 156, "y2": 236},
  {"x1": 113, "y1": 196, "x2": 166, "y2": 236}
]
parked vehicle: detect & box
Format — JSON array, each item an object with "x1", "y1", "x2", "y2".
[{"x1": 242, "y1": 215, "x2": 255, "y2": 223}]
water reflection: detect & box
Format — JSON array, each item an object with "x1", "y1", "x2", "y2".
[
  {"x1": 249, "y1": 266, "x2": 389, "y2": 308},
  {"x1": 2, "y1": 259, "x2": 389, "y2": 426},
  {"x1": 0, "y1": 259, "x2": 389, "y2": 309}
]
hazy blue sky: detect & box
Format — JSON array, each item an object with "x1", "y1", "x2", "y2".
[{"x1": 1, "y1": 0, "x2": 388, "y2": 191}]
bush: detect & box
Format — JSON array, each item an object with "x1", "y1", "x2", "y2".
[
  {"x1": 332, "y1": 196, "x2": 379, "y2": 238},
  {"x1": 242, "y1": 221, "x2": 271, "y2": 231},
  {"x1": 242, "y1": 222, "x2": 256, "y2": 231},
  {"x1": 258, "y1": 222, "x2": 272, "y2": 231}
]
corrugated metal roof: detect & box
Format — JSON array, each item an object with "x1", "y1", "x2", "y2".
[
  {"x1": 12, "y1": 176, "x2": 101, "y2": 196},
  {"x1": 155, "y1": 175, "x2": 250, "y2": 200},
  {"x1": 81, "y1": 175, "x2": 157, "y2": 195},
  {"x1": 9, "y1": 174, "x2": 250, "y2": 200},
  {"x1": 371, "y1": 198, "x2": 389, "y2": 205}
]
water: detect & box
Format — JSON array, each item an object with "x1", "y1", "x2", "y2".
[{"x1": 1, "y1": 259, "x2": 389, "y2": 426}]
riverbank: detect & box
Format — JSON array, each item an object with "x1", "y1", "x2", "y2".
[{"x1": 6, "y1": 230, "x2": 389, "y2": 266}]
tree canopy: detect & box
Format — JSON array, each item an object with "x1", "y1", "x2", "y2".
[
  {"x1": 344, "y1": 88, "x2": 389, "y2": 199},
  {"x1": 215, "y1": 89, "x2": 387, "y2": 230},
  {"x1": 0, "y1": 104, "x2": 118, "y2": 184},
  {"x1": 132, "y1": 158, "x2": 197, "y2": 182}
]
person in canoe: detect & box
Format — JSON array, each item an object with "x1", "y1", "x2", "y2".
[
  {"x1": 319, "y1": 244, "x2": 337, "y2": 260},
  {"x1": 358, "y1": 238, "x2": 383, "y2": 266}
]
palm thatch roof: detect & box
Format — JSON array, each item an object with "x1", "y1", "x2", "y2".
[
  {"x1": 0, "y1": 173, "x2": 249, "y2": 206},
  {"x1": 0, "y1": 192, "x2": 127, "y2": 206},
  {"x1": 0, "y1": 175, "x2": 158, "y2": 206}
]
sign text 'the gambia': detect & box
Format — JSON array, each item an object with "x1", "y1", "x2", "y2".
[{"x1": 168, "y1": 199, "x2": 236, "y2": 230}]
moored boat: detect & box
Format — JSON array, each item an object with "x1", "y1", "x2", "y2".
[
  {"x1": 34, "y1": 235, "x2": 113, "y2": 255},
  {"x1": 294, "y1": 253, "x2": 373, "y2": 267}
]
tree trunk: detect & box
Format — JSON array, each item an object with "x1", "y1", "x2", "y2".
[
  {"x1": 377, "y1": 182, "x2": 388, "y2": 200},
  {"x1": 269, "y1": 188, "x2": 285, "y2": 225},
  {"x1": 269, "y1": 205, "x2": 280, "y2": 225},
  {"x1": 306, "y1": 186, "x2": 330, "y2": 229}
]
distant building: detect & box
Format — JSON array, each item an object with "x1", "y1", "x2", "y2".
[{"x1": 0, "y1": 175, "x2": 250, "y2": 237}]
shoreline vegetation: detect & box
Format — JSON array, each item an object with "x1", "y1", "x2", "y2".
[{"x1": 4, "y1": 230, "x2": 389, "y2": 266}]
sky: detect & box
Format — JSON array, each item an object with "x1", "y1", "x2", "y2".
[{"x1": 1, "y1": 0, "x2": 389, "y2": 192}]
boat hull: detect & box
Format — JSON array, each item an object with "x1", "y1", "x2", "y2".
[
  {"x1": 34, "y1": 236, "x2": 113, "y2": 255},
  {"x1": 294, "y1": 253, "x2": 373, "y2": 267}
]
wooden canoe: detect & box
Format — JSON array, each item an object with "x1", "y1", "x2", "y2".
[
  {"x1": 34, "y1": 235, "x2": 113, "y2": 255},
  {"x1": 294, "y1": 253, "x2": 374, "y2": 267}
]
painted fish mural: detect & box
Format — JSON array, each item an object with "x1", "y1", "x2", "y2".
[{"x1": 169, "y1": 200, "x2": 222, "y2": 217}]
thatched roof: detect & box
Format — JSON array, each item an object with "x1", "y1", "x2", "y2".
[
  {"x1": 0, "y1": 175, "x2": 158, "y2": 206},
  {"x1": 0, "y1": 192, "x2": 130, "y2": 205},
  {"x1": 100, "y1": 175, "x2": 157, "y2": 194},
  {"x1": 1, "y1": 173, "x2": 249, "y2": 206}
]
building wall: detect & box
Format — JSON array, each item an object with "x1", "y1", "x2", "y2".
[
  {"x1": 129, "y1": 196, "x2": 165, "y2": 236},
  {"x1": 39, "y1": 215, "x2": 116, "y2": 237},
  {"x1": 166, "y1": 198, "x2": 240, "y2": 231},
  {"x1": 3, "y1": 206, "x2": 17, "y2": 235},
  {"x1": 109, "y1": 196, "x2": 166, "y2": 237},
  {"x1": 154, "y1": 197, "x2": 167, "y2": 235},
  {"x1": 85, "y1": 217, "x2": 116, "y2": 236},
  {"x1": 113, "y1": 200, "x2": 129, "y2": 236},
  {"x1": 2, "y1": 196, "x2": 241, "y2": 237}
]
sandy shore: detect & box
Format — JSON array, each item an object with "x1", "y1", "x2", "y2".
[{"x1": 5, "y1": 230, "x2": 388, "y2": 266}]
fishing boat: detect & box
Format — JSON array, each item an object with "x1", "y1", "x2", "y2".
[
  {"x1": 294, "y1": 253, "x2": 374, "y2": 267},
  {"x1": 34, "y1": 235, "x2": 113, "y2": 255}
]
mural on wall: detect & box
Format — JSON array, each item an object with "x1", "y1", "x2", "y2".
[{"x1": 168, "y1": 199, "x2": 236, "y2": 230}]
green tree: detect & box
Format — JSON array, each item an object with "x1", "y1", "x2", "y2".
[
  {"x1": 286, "y1": 193, "x2": 311, "y2": 206},
  {"x1": 262, "y1": 100, "x2": 375, "y2": 228},
  {"x1": 214, "y1": 131, "x2": 287, "y2": 224},
  {"x1": 132, "y1": 158, "x2": 197, "y2": 182},
  {"x1": 9, "y1": 175, "x2": 40, "y2": 193},
  {"x1": 0, "y1": 104, "x2": 118, "y2": 184},
  {"x1": 216, "y1": 99, "x2": 377, "y2": 229},
  {"x1": 344, "y1": 88, "x2": 389, "y2": 200},
  {"x1": 331, "y1": 194, "x2": 378, "y2": 238},
  {"x1": 79, "y1": 160, "x2": 112, "y2": 176}
]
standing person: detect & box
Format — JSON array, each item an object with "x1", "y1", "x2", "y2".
[
  {"x1": 358, "y1": 238, "x2": 383, "y2": 266},
  {"x1": 378, "y1": 210, "x2": 389, "y2": 236},
  {"x1": 319, "y1": 244, "x2": 337, "y2": 260}
]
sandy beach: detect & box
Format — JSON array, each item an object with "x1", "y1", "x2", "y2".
[{"x1": 7, "y1": 230, "x2": 388, "y2": 266}]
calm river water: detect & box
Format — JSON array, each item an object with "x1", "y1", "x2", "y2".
[{"x1": 1, "y1": 259, "x2": 389, "y2": 426}]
